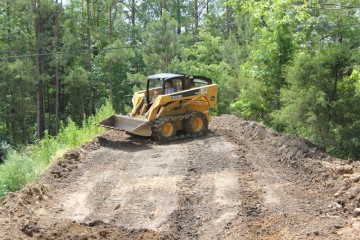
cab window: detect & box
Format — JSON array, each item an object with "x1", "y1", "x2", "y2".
[
  {"x1": 172, "y1": 78, "x2": 183, "y2": 91},
  {"x1": 192, "y1": 79, "x2": 208, "y2": 88}
]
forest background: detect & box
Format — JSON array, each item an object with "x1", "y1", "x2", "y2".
[{"x1": 0, "y1": 0, "x2": 360, "y2": 161}]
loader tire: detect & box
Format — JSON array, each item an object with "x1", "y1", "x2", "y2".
[
  {"x1": 184, "y1": 112, "x2": 208, "y2": 135},
  {"x1": 151, "y1": 117, "x2": 177, "y2": 142}
]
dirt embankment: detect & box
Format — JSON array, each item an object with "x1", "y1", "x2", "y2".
[{"x1": 0, "y1": 114, "x2": 359, "y2": 239}]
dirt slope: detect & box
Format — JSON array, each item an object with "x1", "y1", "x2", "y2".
[{"x1": 0, "y1": 115, "x2": 359, "y2": 239}]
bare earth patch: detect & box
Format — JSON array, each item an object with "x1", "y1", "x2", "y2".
[{"x1": 0, "y1": 114, "x2": 359, "y2": 239}]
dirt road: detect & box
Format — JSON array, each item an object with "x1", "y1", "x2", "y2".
[{"x1": 0, "y1": 115, "x2": 359, "y2": 239}]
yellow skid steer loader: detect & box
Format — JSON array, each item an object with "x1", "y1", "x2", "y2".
[{"x1": 98, "y1": 73, "x2": 218, "y2": 142}]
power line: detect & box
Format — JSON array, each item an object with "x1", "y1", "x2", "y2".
[
  {"x1": 0, "y1": 46, "x2": 139, "y2": 60},
  {"x1": 0, "y1": 38, "x2": 206, "y2": 60},
  {"x1": 308, "y1": 3, "x2": 360, "y2": 10},
  {"x1": 319, "y1": 3, "x2": 360, "y2": 9}
]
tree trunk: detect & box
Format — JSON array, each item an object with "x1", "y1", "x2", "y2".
[
  {"x1": 109, "y1": 0, "x2": 113, "y2": 38},
  {"x1": 177, "y1": 0, "x2": 181, "y2": 34},
  {"x1": 226, "y1": 5, "x2": 231, "y2": 39},
  {"x1": 194, "y1": 0, "x2": 199, "y2": 40},
  {"x1": 159, "y1": 0, "x2": 169, "y2": 16},
  {"x1": 162, "y1": 0, "x2": 168, "y2": 12},
  {"x1": 6, "y1": 0, "x2": 11, "y2": 35},
  {"x1": 131, "y1": 0, "x2": 136, "y2": 42},
  {"x1": 55, "y1": 0, "x2": 60, "y2": 135},
  {"x1": 33, "y1": 0, "x2": 45, "y2": 139},
  {"x1": 109, "y1": 62, "x2": 114, "y2": 106},
  {"x1": 20, "y1": 82, "x2": 28, "y2": 144},
  {"x1": 86, "y1": 0, "x2": 93, "y2": 115}
]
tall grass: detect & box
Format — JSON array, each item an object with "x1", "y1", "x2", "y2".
[{"x1": 0, "y1": 100, "x2": 114, "y2": 201}]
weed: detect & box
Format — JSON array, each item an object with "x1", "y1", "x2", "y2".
[{"x1": 0, "y1": 100, "x2": 114, "y2": 201}]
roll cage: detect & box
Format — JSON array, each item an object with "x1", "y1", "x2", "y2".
[{"x1": 145, "y1": 73, "x2": 212, "y2": 105}]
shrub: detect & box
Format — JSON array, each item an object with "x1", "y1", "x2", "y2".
[
  {"x1": 0, "y1": 150, "x2": 36, "y2": 195},
  {"x1": 0, "y1": 141, "x2": 11, "y2": 163},
  {"x1": 0, "y1": 100, "x2": 114, "y2": 201}
]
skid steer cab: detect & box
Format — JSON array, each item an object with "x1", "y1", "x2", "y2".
[{"x1": 99, "y1": 73, "x2": 218, "y2": 142}]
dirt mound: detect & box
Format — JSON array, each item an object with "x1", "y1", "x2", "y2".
[
  {"x1": 275, "y1": 134, "x2": 360, "y2": 217},
  {"x1": 212, "y1": 115, "x2": 360, "y2": 209},
  {"x1": 211, "y1": 115, "x2": 360, "y2": 238},
  {"x1": 0, "y1": 184, "x2": 49, "y2": 239},
  {"x1": 30, "y1": 220, "x2": 168, "y2": 240},
  {"x1": 0, "y1": 114, "x2": 359, "y2": 239}
]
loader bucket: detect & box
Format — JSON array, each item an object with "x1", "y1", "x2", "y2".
[{"x1": 98, "y1": 114, "x2": 151, "y2": 136}]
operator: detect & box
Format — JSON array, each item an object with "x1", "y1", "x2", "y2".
[{"x1": 165, "y1": 81, "x2": 176, "y2": 94}]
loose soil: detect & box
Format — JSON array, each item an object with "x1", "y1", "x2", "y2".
[{"x1": 0, "y1": 115, "x2": 359, "y2": 239}]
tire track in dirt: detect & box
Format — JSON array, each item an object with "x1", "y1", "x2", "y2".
[
  {"x1": 0, "y1": 115, "x2": 359, "y2": 239},
  {"x1": 214, "y1": 119, "x2": 349, "y2": 239},
  {"x1": 165, "y1": 134, "x2": 264, "y2": 239},
  {"x1": 167, "y1": 144, "x2": 203, "y2": 239},
  {"x1": 214, "y1": 130, "x2": 264, "y2": 239},
  {"x1": 70, "y1": 134, "x2": 253, "y2": 239},
  {"x1": 248, "y1": 136, "x2": 349, "y2": 239},
  {"x1": 58, "y1": 144, "x2": 180, "y2": 230}
]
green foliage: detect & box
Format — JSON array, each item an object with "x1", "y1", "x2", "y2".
[
  {"x1": 63, "y1": 67, "x2": 91, "y2": 124},
  {"x1": 228, "y1": 0, "x2": 360, "y2": 159},
  {"x1": 174, "y1": 30, "x2": 236, "y2": 114},
  {"x1": 352, "y1": 69, "x2": 360, "y2": 94},
  {"x1": 230, "y1": 0, "x2": 300, "y2": 124},
  {"x1": 0, "y1": 58, "x2": 36, "y2": 144},
  {"x1": 0, "y1": 150, "x2": 36, "y2": 196},
  {"x1": 102, "y1": 41, "x2": 135, "y2": 113},
  {"x1": 231, "y1": 87, "x2": 267, "y2": 120},
  {"x1": 142, "y1": 10, "x2": 181, "y2": 73},
  {"x1": 272, "y1": 44, "x2": 360, "y2": 158},
  {"x1": 57, "y1": 118, "x2": 79, "y2": 148},
  {"x1": 1, "y1": 0, "x2": 360, "y2": 164},
  {"x1": 0, "y1": 101, "x2": 114, "y2": 201},
  {"x1": 0, "y1": 141, "x2": 11, "y2": 163},
  {"x1": 127, "y1": 73, "x2": 147, "y2": 92}
]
